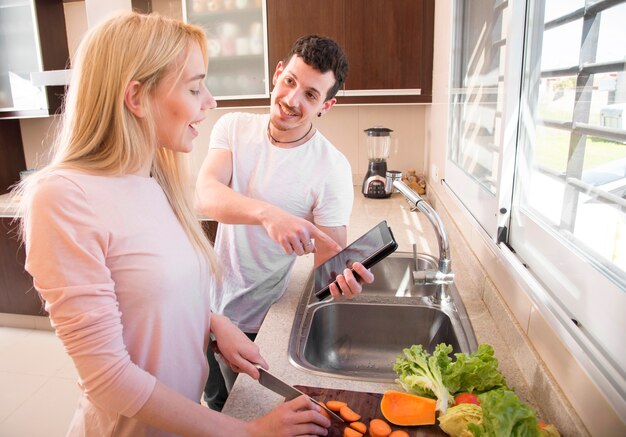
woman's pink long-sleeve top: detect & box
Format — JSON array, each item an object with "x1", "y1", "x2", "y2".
[{"x1": 24, "y1": 170, "x2": 213, "y2": 436}]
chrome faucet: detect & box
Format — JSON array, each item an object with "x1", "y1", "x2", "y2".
[{"x1": 393, "y1": 180, "x2": 454, "y2": 299}]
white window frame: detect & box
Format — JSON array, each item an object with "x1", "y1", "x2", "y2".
[{"x1": 447, "y1": 0, "x2": 626, "y2": 414}]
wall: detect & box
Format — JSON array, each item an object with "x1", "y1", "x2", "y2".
[{"x1": 424, "y1": 1, "x2": 624, "y2": 435}]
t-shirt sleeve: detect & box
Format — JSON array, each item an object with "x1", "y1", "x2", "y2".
[
  {"x1": 208, "y1": 112, "x2": 236, "y2": 151},
  {"x1": 23, "y1": 175, "x2": 156, "y2": 417},
  {"x1": 313, "y1": 155, "x2": 355, "y2": 227}
]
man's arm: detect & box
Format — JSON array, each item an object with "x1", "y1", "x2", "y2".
[{"x1": 195, "y1": 148, "x2": 342, "y2": 256}]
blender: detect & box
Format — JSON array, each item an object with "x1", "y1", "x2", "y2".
[{"x1": 362, "y1": 126, "x2": 393, "y2": 198}]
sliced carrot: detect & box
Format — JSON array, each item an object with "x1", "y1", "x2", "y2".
[
  {"x1": 327, "y1": 400, "x2": 348, "y2": 412},
  {"x1": 389, "y1": 431, "x2": 410, "y2": 437},
  {"x1": 318, "y1": 402, "x2": 331, "y2": 420},
  {"x1": 350, "y1": 421, "x2": 367, "y2": 434},
  {"x1": 339, "y1": 405, "x2": 362, "y2": 422},
  {"x1": 369, "y1": 418, "x2": 392, "y2": 437},
  {"x1": 343, "y1": 426, "x2": 363, "y2": 437}
]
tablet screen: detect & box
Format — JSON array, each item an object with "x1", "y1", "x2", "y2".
[{"x1": 314, "y1": 221, "x2": 395, "y2": 296}]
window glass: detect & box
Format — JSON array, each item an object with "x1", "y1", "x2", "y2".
[
  {"x1": 537, "y1": 76, "x2": 576, "y2": 123},
  {"x1": 543, "y1": 0, "x2": 584, "y2": 22},
  {"x1": 540, "y1": 20, "x2": 582, "y2": 70},
  {"x1": 511, "y1": 0, "x2": 626, "y2": 372},
  {"x1": 449, "y1": 0, "x2": 508, "y2": 196},
  {"x1": 596, "y1": 2, "x2": 626, "y2": 64}
]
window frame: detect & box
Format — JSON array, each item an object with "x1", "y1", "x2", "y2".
[{"x1": 447, "y1": 0, "x2": 626, "y2": 413}]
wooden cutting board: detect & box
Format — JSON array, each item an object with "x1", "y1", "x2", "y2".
[{"x1": 295, "y1": 385, "x2": 447, "y2": 437}]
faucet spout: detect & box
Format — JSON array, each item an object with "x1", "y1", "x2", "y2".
[{"x1": 393, "y1": 180, "x2": 454, "y2": 292}]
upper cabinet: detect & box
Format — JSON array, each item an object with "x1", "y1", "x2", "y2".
[
  {"x1": 0, "y1": 0, "x2": 69, "y2": 118},
  {"x1": 183, "y1": 0, "x2": 269, "y2": 101},
  {"x1": 266, "y1": 0, "x2": 434, "y2": 104}
]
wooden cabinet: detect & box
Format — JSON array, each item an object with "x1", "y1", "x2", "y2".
[
  {"x1": 200, "y1": 220, "x2": 219, "y2": 245},
  {"x1": 266, "y1": 0, "x2": 434, "y2": 104},
  {"x1": 0, "y1": 119, "x2": 27, "y2": 195},
  {"x1": 0, "y1": 217, "x2": 43, "y2": 316}
]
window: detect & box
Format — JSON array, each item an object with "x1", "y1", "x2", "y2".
[{"x1": 449, "y1": 0, "x2": 625, "y2": 408}]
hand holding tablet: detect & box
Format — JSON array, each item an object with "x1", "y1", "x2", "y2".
[{"x1": 314, "y1": 221, "x2": 398, "y2": 300}]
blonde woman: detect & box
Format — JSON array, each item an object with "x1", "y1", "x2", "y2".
[{"x1": 14, "y1": 12, "x2": 330, "y2": 437}]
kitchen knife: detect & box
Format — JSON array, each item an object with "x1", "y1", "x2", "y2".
[{"x1": 256, "y1": 366, "x2": 345, "y2": 422}]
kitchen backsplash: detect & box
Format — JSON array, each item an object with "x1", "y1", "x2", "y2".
[{"x1": 19, "y1": 104, "x2": 427, "y2": 186}]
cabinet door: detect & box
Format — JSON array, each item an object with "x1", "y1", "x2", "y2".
[
  {"x1": 266, "y1": 0, "x2": 433, "y2": 104},
  {"x1": 266, "y1": 0, "x2": 344, "y2": 77},
  {"x1": 184, "y1": 0, "x2": 269, "y2": 100},
  {"x1": 0, "y1": 0, "x2": 68, "y2": 118},
  {"x1": 0, "y1": 218, "x2": 43, "y2": 316},
  {"x1": 343, "y1": 0, "x2": 434, "y2": 101}
]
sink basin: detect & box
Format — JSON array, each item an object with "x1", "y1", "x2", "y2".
[
  {"x1": 303, "y1": 303, "x2": 462, "y2": 380},
  {"x1": 288, "y1": 252, "x2": 478, "y2": 382}
]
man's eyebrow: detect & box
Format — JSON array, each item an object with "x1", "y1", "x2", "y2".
[{"x1": 288, "y1": 71, "x2": 321, "y2": 98}]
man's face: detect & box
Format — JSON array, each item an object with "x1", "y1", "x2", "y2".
[{"x1": 269, "y1": 55, "x2": 337, "y2": 133}]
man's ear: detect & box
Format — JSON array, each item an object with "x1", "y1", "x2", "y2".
[
  {"x1": 319, "y1": 97, "x2": 337, "y2": 116},
  {"x1": 124, "y1": 80, "x2": 145, "y2": 118},
  {"x1": 272, "y1": 61, "x2": 284, "y2": 86}
]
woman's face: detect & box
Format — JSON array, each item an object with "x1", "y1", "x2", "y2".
[{"x1": 152, "y1": 44, "x2": 216, "y2": 153}]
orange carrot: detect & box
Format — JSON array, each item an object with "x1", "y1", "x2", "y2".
[
  {"x1": 327, "y1": 400, "x2": 348, "y2": 412},
  {"x1": 389, "y1": 431, "x2": 410, "y2": 437},
  {"x1": 318, "y1": 402, "x2": 331, "y2": 420},
  {"x1": 339, "y1": 405, "x2": 362, "y2": 422},
  {"x1": 350, "y1": 421, "x2": 367, "y2": 434},
  {"x1": 369, "y1": 418, "x2": 392, "y2": 437},
  {"x1": 344, "y1": 426, "x2": 363, "y2": 437}
]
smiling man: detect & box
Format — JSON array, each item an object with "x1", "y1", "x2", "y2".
[{"x1": 195, "y1": 35, "x2": 374, "y2": 411}]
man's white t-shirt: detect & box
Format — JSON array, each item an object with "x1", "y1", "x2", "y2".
[{"x1": 208, "y1": 112, "x2": 354, "y2": 332}]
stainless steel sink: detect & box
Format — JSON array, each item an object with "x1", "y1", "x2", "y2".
[{"x1": 288, "y1": 252, "x2": 478, "y2": 382}]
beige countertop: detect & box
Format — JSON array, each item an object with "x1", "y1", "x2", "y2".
[{"x1": 221, "y1": 190, "x2": 544, "y2": 424}]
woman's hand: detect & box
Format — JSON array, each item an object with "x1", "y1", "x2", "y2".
[
  {"x1": 210, "y1": 314, "x2": 268, "y2": 379},
  {"x1": 245, "y1": 395, "x2": 330, "y2": 437},
  {"x1": 328, "y1": 262, "x2": 375, "y2": 300}
]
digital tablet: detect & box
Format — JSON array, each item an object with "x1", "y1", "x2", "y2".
[{"x1": 314, "y1": 220, "x2": 398, "y2": 300}]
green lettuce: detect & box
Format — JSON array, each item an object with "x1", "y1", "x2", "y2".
[
  {"x1": 393, "y1": 343, "x2": 456, "y2": 412},
  {"x1": 394, "y1": 343, "x2": 508, "y2": 413},
  {"x1": 443, "y1": 344, "x2": 508, "y2": 394},
  {"x1": 468, "y1": 389, "x2": 539, "y2": 437}
]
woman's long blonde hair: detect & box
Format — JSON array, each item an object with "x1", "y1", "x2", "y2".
[{"x1": 14, "y1": 12, "x2": 218, "y2": 273}]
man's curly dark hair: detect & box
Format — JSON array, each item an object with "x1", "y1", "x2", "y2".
[{"x1": 282, "y1": 35, "x2": 349, "y2": 101}]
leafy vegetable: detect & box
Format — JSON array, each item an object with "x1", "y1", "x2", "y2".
[
  {"x1": 443, "y1": 344, "x2": 508, "y2": 395},
  {"x1": 393, "y1": 343, "x2": 455, "y2": 412},
  {"x1": 438, "y1": 403, "x2": 483, "y2": 437},
  {"x1": 468, "y1": 389, "x2": 539, "y2": 437},
  {"x1": 393, "y1": 343, "x2": 508, "y2": 413}
]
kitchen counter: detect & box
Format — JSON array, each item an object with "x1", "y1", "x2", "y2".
[{"x1": 221, "y1": 189, "x2": 575, "y2": 430}]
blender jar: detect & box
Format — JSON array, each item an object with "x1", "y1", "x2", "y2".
[{"x1": 365, "y1": 126, "x2": 393, "y2": 162}]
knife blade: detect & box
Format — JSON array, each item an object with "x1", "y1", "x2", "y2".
[{"x1": 256, "y1": 366, "x2": 345, "y2": 423}]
